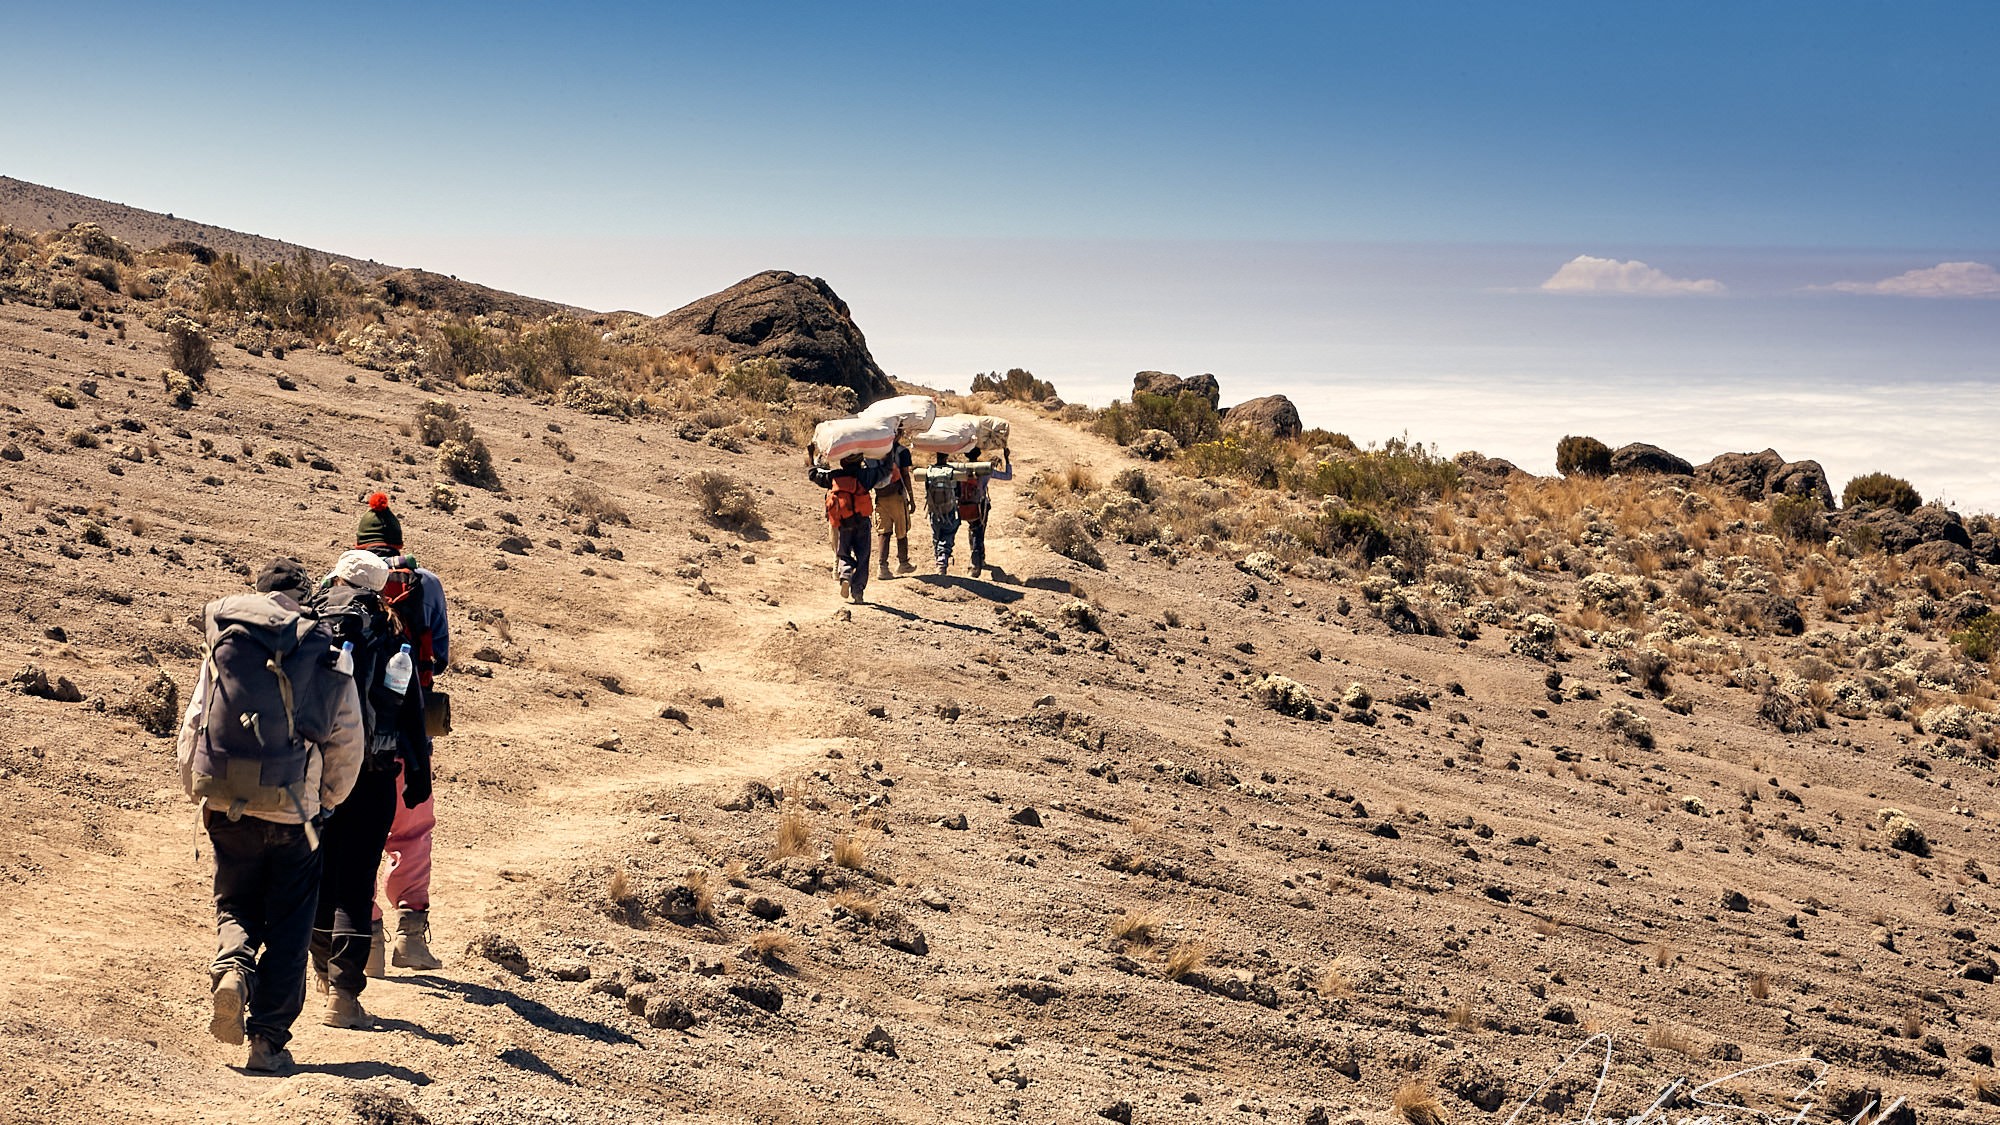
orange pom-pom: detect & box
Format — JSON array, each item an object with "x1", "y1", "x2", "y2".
[{"x1": 366, "y1": 491, "x2": 391, "y2": 511}]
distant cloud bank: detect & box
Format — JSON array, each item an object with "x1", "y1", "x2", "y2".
[
  {"x1": 1824, "y1": 260, "x2": 2000, "y2": 298},
  {"x1": 1539, "y1": 255, "x2": 1724, "y2": 295}
]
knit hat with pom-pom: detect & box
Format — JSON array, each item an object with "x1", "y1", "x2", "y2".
[{"x1": 355, "y1": 492, "x2": 405, "y2": 553}]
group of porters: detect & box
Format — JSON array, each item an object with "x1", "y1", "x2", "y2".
[{"x1": 809, "y1": 396, "x2": 1013, "y2": 604}]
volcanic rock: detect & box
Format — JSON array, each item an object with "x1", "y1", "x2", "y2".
[
  {"x1": 647, "y1": 270, "x2": 893, "y2": 405},
  {"x1": 1223, "y1": 394, "x2": 1302, "y2": 439}
]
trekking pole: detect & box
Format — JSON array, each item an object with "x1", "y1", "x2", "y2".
[{"x1": 285, "y1": 785, "x2": 321, "y2": 851}]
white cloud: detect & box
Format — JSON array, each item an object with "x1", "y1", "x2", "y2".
[
  {"x1": 1539, "y1": 254, "x2": 1724, "y2": 296},
  {"x1": 1826, "y1": 261, "x2": 2000, "y2": 298}
]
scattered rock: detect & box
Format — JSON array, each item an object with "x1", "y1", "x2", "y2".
[
  {"x1": 878, "y1": 912, "x2": 930, "y2": 956},
  {"x1": 644, "y1": 270, "x2": 892, "y2": 404},
  {"x1": 716, "y1": 781, "x2": 778, "y2": 812},
  {"x1": 746, "y1": 896, "x2": 785, "y2": 921},
  {"x1": 546, "y1": 959, "x2": 591, "y2": 982},
  {"x1": 466, "y1": 933, "x2": 530, "y2": 975},
  {"x1": 859, "y1": 1024, "x2": 898, "y2": 1057},
  {"x1": 1719, "y1": 889, "x2": 1750, "y2": 913},
  {"x1": 1009, "y1": 807, "x2": 1043, "y2": 828}
]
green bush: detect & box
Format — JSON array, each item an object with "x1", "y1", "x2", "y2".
[
  {"x1": 1094, "y1": 391, "x2": 1221, "y2": 449},
  {"x1": 722, "y1": 358, "x2": 790, "y2": 403},
  {"x1": 1953, "y1": 614, "x2": 1999, "y2": 662},
  {"x1": 165, "y1": 322, "x2": 216, "y2": 381},
  {"x1": 971, "y1": 368, "x2": 1056, "y2": 401},
  {"x1": 1181, "y1": 434, "x2": 1280, "y2": 487},
  {"x1": 1556, "y1": 435, "x2": 1611, "y2": 477},
  {"x1": 1300, "y1": 505, "x2": 1430, "y2": 567},
  {"x1": 201, "y1": 251, "x2": 359, "y2": 337},
  {"x1": 1841, "y1": 472, "x2": 1921, "y2": 513},
  {"x1": 1282, "y1": 436, "x2": 1459, "y2": 510},
  {"x1": 1769, "y1": 494, "x2": 1829, "y2": 542}
]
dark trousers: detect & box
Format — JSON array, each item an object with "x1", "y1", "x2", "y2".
[
  {"x1": 310, "y1": 765, "x2": 398, "y2": 995},
  {"x1": 966, "y1": 518, "x2": 988, "y2": 572},
  {"x1": 208, "y1": 810, "x2": 322, "y2": 1050},
  {"x1": 929, "y1": 510, "x2": 961, "y2": 569},
  {"x1": 834, "y1": 516, "x2": 872, "y2": 600}
]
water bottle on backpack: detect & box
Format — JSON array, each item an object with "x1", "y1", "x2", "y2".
[{"x1": 369, "y1": 644, "x2": 415, "y2": 761}]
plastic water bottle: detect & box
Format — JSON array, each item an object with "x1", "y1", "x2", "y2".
[
  {"x1": 384, "y1": 644, "x2": 414, "y2": 698},
  {"x1": 335, "y1": 641, "x2": 355, "y2": 676}
]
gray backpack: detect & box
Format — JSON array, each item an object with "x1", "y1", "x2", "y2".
[{"x1": 189, "y1": 594, "x2": 343, "y2": 820}]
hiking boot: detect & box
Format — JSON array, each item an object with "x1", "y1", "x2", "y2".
[
  {"x1": 364, "y1": 919, "x2": 386, "y2": 978},
  {"x1": 838, "y1": 579, "x2": 851, "y2": 600},
  {"x1": 391, "y1": 909, "x2": 443, "y2": 971},
  {"x1": 311, "y1": 963, "x2": 329, "y2": 996},
  {"x1": 244, "y1": 1036, "x2": 293, "y2": 1074},
  {"x1": 897, "y1": 540, "x2": 913, "y2": 573},
  {"x1": 324, "y1": 988, "x2": 373, "y2": 1029},
  {"x1": 209, "y1": 969, "x2": 247, "y2": 1045}
]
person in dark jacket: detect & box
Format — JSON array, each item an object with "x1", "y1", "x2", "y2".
[
  {"x1": 304, "y1": 551, "x2": 433, "y2": 1029},
  {"x1": 873, "y1": 438, "x2": 917, "y2": 580},
  {"x1": 809, "y1": 454, "x2": 891, "y2": 604}
]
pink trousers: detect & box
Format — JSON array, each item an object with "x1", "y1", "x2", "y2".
[{"x1": 373, "y1": 762, "x2": 434, "y2": 919}]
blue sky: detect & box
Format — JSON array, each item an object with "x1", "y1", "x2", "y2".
[{"x1": 5, "y1": 1, "x2": 1998, "y2": 505}]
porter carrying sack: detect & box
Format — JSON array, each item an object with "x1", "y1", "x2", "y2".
[
  {"x1": 912, "y1": 413, "x2": 981, "y2": 455},
  {"x1": 859, "y1": 395, "x2": 938, "y2": 438},
  {"x1": 811, "y1": 417, "x2": 896, "y2": 468}
]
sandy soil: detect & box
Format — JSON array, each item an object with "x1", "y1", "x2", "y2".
[{"x1": 1, "y1": 294, "x2": 1996, "y2": 1125}]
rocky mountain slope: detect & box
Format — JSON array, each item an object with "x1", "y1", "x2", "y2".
[{"x1": 1, "y1": 204, "x2": 1997, "y2": 1125}]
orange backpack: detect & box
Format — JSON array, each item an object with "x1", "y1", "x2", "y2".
[{"x1": 826, "y1": 476, "x2": 874, "y2": 524}]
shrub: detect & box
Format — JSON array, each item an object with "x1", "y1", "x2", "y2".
[
  {"x1": 721, "y1": 358, "x2": 790, "y2": 403},
  {"x1": 200, "y1": 251, "x2": 358, "y2": 337},
  {"x1": 689, "y1": 470, "x2": 763, "y2": 529},
  {"x1": 1952, "y1": 614, "x2": 2000, "y2": 662},
  {"x1": 1285, "y1": 437, "x2": 1459, "y2": 508},
  {"x1": 564, "y1": 482, "x2": 630, "y2": 526},
  {"x1": 970, "y1": 368, "x2": 1056, "y2": 401},
  {"x1": 558, "y1": 376, "x2": 630, "y2": 416},
  {"x1": 159, "y1": 369, "x2": 198, "y2": 409},
  {"x1": 41, "y1": 386, "x2": 76, "y2": 409},
  {"x1": 415, "y1": 400, "x2": 465, "y2": 447},
  {"x1": 65, "y1": 428, "x2": 101, "y2": 449},
  {"x1": 1109, "y1": 908, "x2": 1161, "y2": 945},
  {"x1": 1842, "y1": 472, "x2": 1921, "y2": 513},
  {"x1": 1096, "y1": 391, "x2": 1222, "y2": 449},
  {"x1": 1034, "y1": 509, "x2": 1104, "y2": 569},
  {"x1": 1556, "y1": 434, "x2": 1611, "y2": 477},
  {"x1": 165, "y1": 322, "x2": 216, "y2": 381},
  {"x1": 1182, "y1": 434, "x2": 1280, "y2": 486},
  {"x1": 437, "y1": 437, "x2": 497, "y2": 488},
  {"x1": 1769, "y1": 494, "x2": 1829, "y2": 541}
]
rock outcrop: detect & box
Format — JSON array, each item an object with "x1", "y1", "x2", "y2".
[
  {"x1": 1454, "y1": 451, "x2": 1524, "y2": 489},
  {"x1": 647, "y1": 271, "x2": 893, "y2": 405},
  {"x1": 1610, "y1": 443, "x2": 1693, "y2": 477},
  {"x1": 1223, "y1": 394, "x2": 1302, "y2": 439},
  {"x1": 1695, "y1": 449, "x2": 1834, "y2": 508},
  {"x1": 1131, "y1": 371, "x2": 1220, "y2": 409}
]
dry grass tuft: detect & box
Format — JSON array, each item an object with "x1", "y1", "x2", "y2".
[
  {"x1": 723, "y1": 858, "x2": 749, "y2": 886},
  {"x1": 830, "y1": 889, "x2": 880, "y2": 923},
  {"x1": 1973, "y1": 1076, "x2": 2000, "y2": 1106},
  {"x1": 679, "y1": 868, "x2": 716, "y2": 922},
  {"x1": 1393, "y1": 1080, "x2": 1449, "y2": 1125},
  {"x1": 1900, "y1": 1010, "x2": 1923, "y2": 1040},
  {"x1": 606, "y1": 867, "x2": 633, "y2": 905},
  {"x1": 770, "y1": 808, "x2": 811, "y2": 861},
  {"x1": 1109, "y1": 908, "x2": 1161, "y2": 945},
  {"x1": 748, "y1": 930, "x2": 799, "y2": 965},
  {"x1": 1533, "y1": 917, "x2": 1561, "y2": 937},
  {"x1": 1316, "y1": 956, "x2": 1354, "y2": 998},
  {"x1": 1647, "y1": 1023, "x2": 1701, "y2": 1056},
  {"x1": 831, "y1": 834, "x2": 866, "y2": 870},
  {"x1": 1163, "y1": 939, "x2": 1212, "y2": 981},
  {"x1": 1653, "y1": 943, "x2": 1673, "y2": 969},
  {"x1": 1447, "y1": 1001, "x2": 1476, "y2": 1030},
  {"x1": 1747, "y1": 971, "x2": 1771, "y2": 1000}
]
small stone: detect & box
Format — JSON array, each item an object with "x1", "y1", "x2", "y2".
[
  {"x1": 547, "y1": 959, "x2": 591, "y2": 982},
  {"x1": 1720, "y1": 889, "x2": 1750, "y2": 913},
  {"x1": 936, "y1": 812, "x2": 969, "y2": 831},
  {"x1": 859, "y1": 1024, "x2": 897, "y2": 1056},
  {"x1": 1009, "y1": 807, "x2": 1043, "y2": 828}
]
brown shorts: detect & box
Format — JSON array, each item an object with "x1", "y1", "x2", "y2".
[{"x1": 874, "y1": 490, "x2": 911, "y2": 537}]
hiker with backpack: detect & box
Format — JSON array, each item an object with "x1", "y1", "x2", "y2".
[
  {"x1": 180, "y1": 559, "x2": 364, "y2": 1073},
  {"x1": 808, "y1": 454, "x2": 892, "y2": 604},
  {"x1": 355, "y1": 492, "x2": 449, "y2": 973},
  {"x1": 873, "y1": 435, "x2": 917, "y2": 580},
  {"x1": 304, "y1": 550, "x2": 433, "y2": 1029}
]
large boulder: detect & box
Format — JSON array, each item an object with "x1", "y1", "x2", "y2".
[
  {"x1": 1696, "y1": 449, "x2": 1785, "y2": 499},
  {"x1": 1132, "y1": 371, "x2": 1220, "y2": 409},
  {"x1": 1770, "y1": 460, "x2": 1835, "y2": 509},
  {"x1": 1453, "y1": 451, "x2": 1525, "y2": 489},
  {"x1": 1610, "y1": 443, "x2": 1693, "y2": 477},
  {"x1": 1904, "y1": 541, "x2": 1978, "y2": 573},
  {"x1": 647, "y1": 271, "x2": 893, "y2": 405},
  {"x1": 1908, "y1": 505, "x2": 1973, "y2": 549},
  {"x1": 1223, "y1": 394, "x2": 1302, "y2": 440},
  {"x1": 1839, "y1": 507, "x2": 1924, "y2": 554}
]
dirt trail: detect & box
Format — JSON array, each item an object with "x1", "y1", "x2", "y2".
[{"x1": 0, "y1": 373, "x2": 1087, "y2": 1120}]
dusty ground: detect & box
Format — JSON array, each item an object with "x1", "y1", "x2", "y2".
[{"x1": 2, "y1": 291, "x2": 1997, "y2": 1125}]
